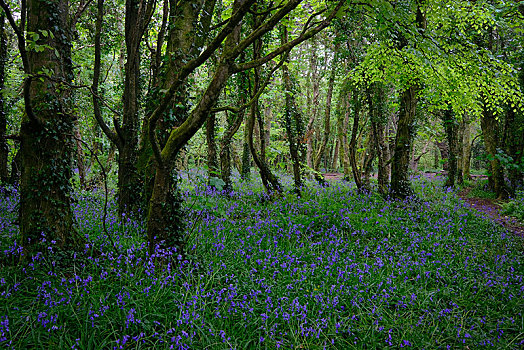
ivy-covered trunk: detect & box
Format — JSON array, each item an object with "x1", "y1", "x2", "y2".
[
  {"x1": 390, "y1": 86, "x2": 418, "y2": 199},
  {"x1": 118, "y1": 0, "x2": 154, "y2": 216},
  {"x1": 20, "y1": 0, "x2": 83, "y2": 255}
]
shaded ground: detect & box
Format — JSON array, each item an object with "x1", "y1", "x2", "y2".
[
  {"x1": 458, "y1": 187, "x2": 524, "y2": 238},
  {"x1": 322, "y1": 171, "x2": 524, "y2": 238}
]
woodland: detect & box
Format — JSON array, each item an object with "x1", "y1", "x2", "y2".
[{"x1": 0, "y1": 0, "x2": 524, "y2": 348}]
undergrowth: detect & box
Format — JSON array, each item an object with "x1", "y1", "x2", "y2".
[{"x1": 0, "y1": 174, "x2": 523, "y2": 349}]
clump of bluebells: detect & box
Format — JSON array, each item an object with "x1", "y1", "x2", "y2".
[{"x1": 0, "y1": 175, "x2": 523, "y2": 349}]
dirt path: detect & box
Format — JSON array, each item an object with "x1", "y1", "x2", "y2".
[{"x1": 458, "y1": 188, "x2": 524, "y2": 238}]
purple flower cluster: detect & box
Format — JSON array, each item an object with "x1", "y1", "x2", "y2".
[{"x1": 0, "y1": 177, "x2": 523, "y2": 348}]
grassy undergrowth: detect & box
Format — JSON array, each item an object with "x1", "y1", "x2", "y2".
[{"x1": 1, "y1": 175, "x2": 523, "y2": 349}]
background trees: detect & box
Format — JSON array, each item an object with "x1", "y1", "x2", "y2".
[{"x1": 0, "y1": 0, "x2": 522, "y2": 257}]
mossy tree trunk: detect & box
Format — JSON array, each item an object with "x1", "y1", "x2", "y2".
[
  {"x1": 145, "y1": 0, "x2": 345, "y2": 254},
  {"x1": 117, "y1": 0, "x2": 155, "y2": 217},
  {"x1": 19, "y1": 0, "x2": 83, "y2": 255}
]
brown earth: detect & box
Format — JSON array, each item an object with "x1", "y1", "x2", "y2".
[{"x1": 458, "y1": 187, "x2": 524, "y2": 238}]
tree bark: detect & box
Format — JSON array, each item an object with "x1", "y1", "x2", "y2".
[
  {"x1": 390, "y1": 86, "x2": 418, "y2": 199},
  {"x1": 20, "y1": 0, "x2": 83, "y2": 255},
  {"x1": 119, "y1": 0, "x2": 149, "y2": 216}
]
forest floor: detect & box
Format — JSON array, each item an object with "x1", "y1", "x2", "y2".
[
  {"x1": 322, "y1": 171, "x2": 524, "y2": 238},
  {"x1": 458, "y1": 186, "x2": 524, "y2": 238}
]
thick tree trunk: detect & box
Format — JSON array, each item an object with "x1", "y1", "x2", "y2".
[
  {"x1": 504, "y1": 91, "x2": 524, "y2": 191},
  {"x1": 0, "y1": 14, "x2": 7, "y2": 183},
  {"x1": 20, "y1": 0, "x2": 83, "y2": 255},
  {"x1": 118, "y1": 0, "x2": 154, "y2": 216},
  {"x1": 481, "y1": 107, "x2": 508, "y2": 199},
  {"x1": 147, "y1": 164, "x2": 183, "y2": 255},
  {"x1": 390, "y1": 86, "x2": 418, "y2": 199}
]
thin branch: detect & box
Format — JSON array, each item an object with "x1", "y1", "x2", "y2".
[
  {"x1": 212, "y1": 51, "x2": 289, "y2": 113},
  {"x1": 234, "y1": 0, "x2": 346, "y2": 73},
  {"x1": 71, "y1": 0, "x2": 95, "y2": 27},
  {"x1": 146, "y1": 0, "x2": 256, "y2": 167}
]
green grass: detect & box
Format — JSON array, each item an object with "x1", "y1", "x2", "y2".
[
  {"x1": 0, "y1": 176, "x2": 523, "y2": 349},
  {"x1": 468, "y1": 180, "x2": 497, "y2": 199}
]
